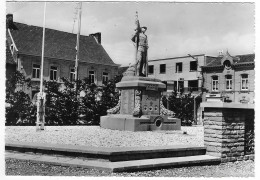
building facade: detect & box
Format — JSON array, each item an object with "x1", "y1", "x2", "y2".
[
  {"x1": 6, "y1": 14, "x2": 119, "y2": 98},
  {"x1": 201, "y1": 51, "x2": 255, "y2": 104},
  {"x1": 148, "y1": 54, "x2": 207, "y2": 94}
]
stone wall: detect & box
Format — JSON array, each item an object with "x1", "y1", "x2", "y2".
[{"x1": 203, "y1": 105, "x2": 254, "y2": 163}]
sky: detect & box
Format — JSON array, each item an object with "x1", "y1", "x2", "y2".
[{"x1": 5, "y1": 1, "x2": 255, "y2": 66}]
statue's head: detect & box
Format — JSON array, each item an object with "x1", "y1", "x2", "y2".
[{"x1": 141, "y1": 26, "x2": 147, "y2": 33}]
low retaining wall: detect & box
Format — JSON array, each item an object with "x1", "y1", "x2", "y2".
[{"x1": 201, "y1": 102, "x2": 254, "y2": 163}]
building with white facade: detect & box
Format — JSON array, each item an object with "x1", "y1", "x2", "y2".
[{"x1": 148, "y1": 54, "x2": 207, "y2": 94}]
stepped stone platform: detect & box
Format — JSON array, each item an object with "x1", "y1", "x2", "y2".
[{"x1": 6, "y1": 141, "x2": 221, "y2": 172}]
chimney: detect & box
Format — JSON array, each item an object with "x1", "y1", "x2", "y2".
[
  {"x1": 90, "y1": 32, "x2": 101, "y2": 44},
  {"x1": 6, "y1": 14, "x2": 18, "y2": 30}
]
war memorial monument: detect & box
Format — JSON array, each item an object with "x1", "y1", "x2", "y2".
[{"x1": 100, "y1": 13, "x2": 181, "y2": 131}]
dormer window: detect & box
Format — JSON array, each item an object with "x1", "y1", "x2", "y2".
[{"x1": 223, "y1": 60, "x2": 231, "y2": 70}]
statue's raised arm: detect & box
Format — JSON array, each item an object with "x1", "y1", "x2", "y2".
[{"x1": 132, "y1": 12, "x2": 148, "y2": 77}]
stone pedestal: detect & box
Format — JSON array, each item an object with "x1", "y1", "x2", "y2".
[
  {"x1": 201, "y1": 102, "x2": 254, "y2": 162},
  {"x1": 100, "y1": 76, "x2": 181, "y2": 131}
]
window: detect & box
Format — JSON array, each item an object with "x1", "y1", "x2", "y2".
[
  {"x1": 174, "y1": 81, "x2": 184, "y2": 93},
  {"x1": 212, "y1": 76, "x2": 219, "y2": 91},
  {"x1": 32, "y1": 64, "x2": 40, "y2": 79},
  {"x1": 188, "y1": 80, "x2": 198, "y2": 92},
  {"x1": 70, "y1": 68, "x2": 75, "y2": 81},
  {"x1": 102, "y1": 72, "x2": 109, "y2": 84},
  {"x1": 50, "y1": 66, "x2": 58, "y2": 81},
  {"x1": 176, "y1": 62, "x2": 182, "y2": 73},
  {"x1": 89, "y1": 71, "x2": 95, "y2": 84},
  {"x1": 148, "y1": 65, "x2": 154, "y2": 74},
  {"x1": 223, "y1": 60, "x2": 231, "y2": 70},
  {"x1": 241, "y1": 74, "x2": 249, "y2": 90},
  {"x1": 160, "y1": 64, "x2": 166, "y2": 74},
  {"x1": 225, "y1": 75, "x2": 232, "y2": 90},
  {"x1": 190, "y1": 61, "x2": 197, "y2": 71}
]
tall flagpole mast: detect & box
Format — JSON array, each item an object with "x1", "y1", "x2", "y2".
[
  {"x1": 40, "y1": 2, "x2": 46, "y2": 94},
  {"x1": 75, "y1": 2, "x2": 82, "y2": 82},
  {"x1": 36, "y1": 2, "x2": 47, "y2": 131},
  {"x1": 135, "y1": 11, "x2": 140, "y2": 76}
]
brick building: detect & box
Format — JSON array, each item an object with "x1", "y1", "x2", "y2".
[
  {"x1": 6, "y1": 14, "x2": 119, "y2": 98},
  {"x1": 148, "y1": 54, "x2": 206, "y2": 94},
  {"x1": 201, "y1": 51, "x2": 255, "y2": 104}
]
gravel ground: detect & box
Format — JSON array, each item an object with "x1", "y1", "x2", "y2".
[
  {"x1": 5, "y1": 126, "x2": 255, "y2": 177},
  {"x1": 5, "y1": 126, "x2": 204, "y2": 147},
  {"x1": 5, "y1": 158, "x2": 254, "y2": 177}
]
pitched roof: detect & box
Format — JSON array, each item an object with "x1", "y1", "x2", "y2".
[
  {"x1": 236, "y1": 54, "x2": 255, "y2": 63},
  {"x1": 9, "y1": 22, "x2": 117, "y2": 66},
  {"x1": 6, "y1": 41, "x2": 16, "y2": 65},
  {"x1": 204, "y1": 54, "x2": 254, "y2": 67},
  {"x1": 118, "y1": 66, "x2": 129, "y2": 75},
  {"x1": 205, "y1": 56, "x2": 221, "y2": 66}
]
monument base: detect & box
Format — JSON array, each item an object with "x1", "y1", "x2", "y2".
[{"x1": 100, "y1": 114, "x2": 181, "y2": 132}]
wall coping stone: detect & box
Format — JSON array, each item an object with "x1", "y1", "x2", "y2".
[
  {"x1": 201, "y1": 102, "x2": 254, "y2": 109},
  {"x1": 116, "y1": 78, "x2": 166, "y2": 89}
]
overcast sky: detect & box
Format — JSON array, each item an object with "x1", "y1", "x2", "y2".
[{"x1": 6, "y1": 1, "x2": 255, "y2": 66}]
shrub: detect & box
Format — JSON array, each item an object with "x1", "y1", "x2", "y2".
[
  {"x1": 78, "y1": 76, "x2": 120, "y2": 125},
  {"x1": 163, "y1": 91, "x2": 200, "y2": 126},
  {"x1": 5, "y1": 71, "x2": 32, "y2": 125},
  {"x1": 6, "y1": 72, "x2": 121, "y2": 126}
]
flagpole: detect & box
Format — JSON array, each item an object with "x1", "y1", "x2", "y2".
[
  {"x1": 75, "y1": 2, "x2": 82, "y2": 82},
  {"x1": 40, "y1": 2, "x2": 46, "y2": 94},
  {"x1": 135, "y1": 11, "x2": 139, "y2": 76},
  {"x1": 36, "y1": 2, "x2": 47, "y2": 131},
  {"x1": 146, "y1": 48, "x2": 148, "y2": 77}
]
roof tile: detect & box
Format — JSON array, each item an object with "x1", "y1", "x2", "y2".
[
  {"x1": 6, "y1": 41, "x2": 16, "y2": 65},
  {"x1": 9, "y1": 22, "x2": 117, "y2": 66},
  {"x1": 205, "y1": 54, "x2": 254, "y2": 67}
]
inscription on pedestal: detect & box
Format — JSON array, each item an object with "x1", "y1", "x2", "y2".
[
  {"x1": 146, "y1": 84, "x2": 158, "y2": 91},
  {"x1": 120, "y1": 89, "x2": 135, "y2": 114},
  {"x1": 142, "y1": 90, "x2": 160, "y2": 115}
]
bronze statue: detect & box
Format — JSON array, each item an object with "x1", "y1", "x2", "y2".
[{"x1": 131, "y1": 12, "x2": 148, "y2": 77}]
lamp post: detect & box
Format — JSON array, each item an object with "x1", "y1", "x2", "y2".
[
  {"x1": 176, "y1": 65, "x2": 179, "y2": 95},
  {"x1": 188, "y1": 54, "x2": 200, "y2": 125}
]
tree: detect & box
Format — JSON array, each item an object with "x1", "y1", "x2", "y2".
[
  {"x1": 6, "y1": 71, "x2": 33, "y2": 125},
  {"x1": 163, "y1": 91, "x2": 198, "y2": 126},
  {"x1": 44, "y1": 80, "x2": 62, "y2": 125},
  {"x1": 44, "y1": 78, "x2": 84, "y2": 125},
  {"x1": 78, "y1": 75, "x2": 120, "y2": 125}
]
